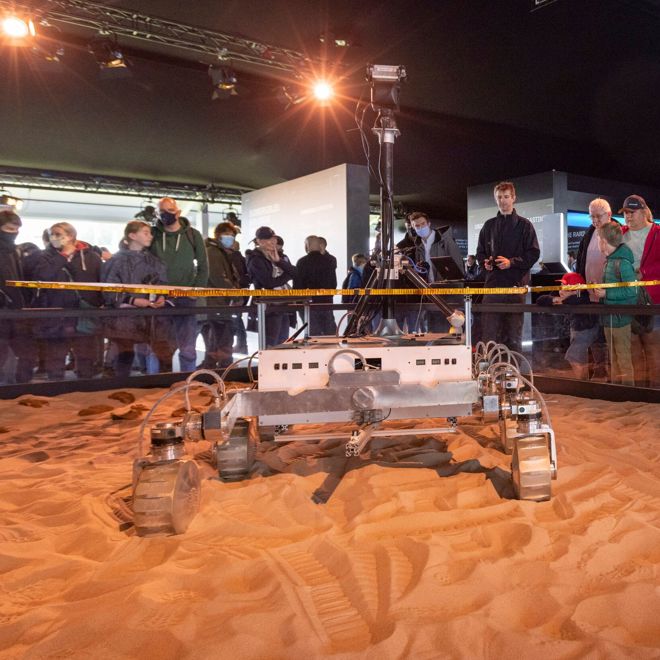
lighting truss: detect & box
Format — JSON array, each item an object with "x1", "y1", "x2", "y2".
[
  {"x1": 0, "y1": 166, "x2": 247, "y2": 204},
  {"x1": 0, "y1": 0, "x2": 318, "y2": 76}
]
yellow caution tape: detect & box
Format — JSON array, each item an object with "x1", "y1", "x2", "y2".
[{"x1": 7, "y1": 279, "x2": 660, "y2": 297}]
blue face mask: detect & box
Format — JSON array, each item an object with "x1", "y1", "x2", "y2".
[
  {"x1": 220, "y1": 235, "x2": 234, "y2": 249},
  {"x1": 356, "y1": 265, "x2": 364, "y2": 274},
  {"x1": 160, "y1": 210, "x2": 178, "y2": 226},
  {"x1": 415, "y1": 224, "x2": 431, "y2": 238}
]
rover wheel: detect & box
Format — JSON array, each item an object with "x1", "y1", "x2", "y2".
[
  {"x1": 511, "y1": 434, "x2": 552, "y2": 502},
  {"x1": 133, "y1": 459, "x2": 201, "y2": 536},
  {"x1": 216, "y1": 417, "x2": 258, "y2": 482},
  {"x1": 499, "y1": 417, "x2": 517, "y2": 455}
]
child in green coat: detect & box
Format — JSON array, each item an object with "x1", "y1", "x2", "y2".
[{"x1": 594, "y1": 221, "x2": 637, "y2": 385}]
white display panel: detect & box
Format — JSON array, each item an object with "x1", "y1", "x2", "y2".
[{"x1": 241, "y1": 163, "x2": 368, "y2": 285}]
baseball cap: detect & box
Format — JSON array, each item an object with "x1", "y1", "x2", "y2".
[
  {"x1": 255, "y1": 226, "x2": 275, "y2": 240},
  {"x1": 557, "y1": 272, "x2": 585, "y2": 286},
  {"x1": 618, "y1": 194, "x2": 647, "y2": 213}
]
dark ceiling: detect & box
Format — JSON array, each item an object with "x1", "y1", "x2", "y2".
[{"x1": 1, "y1": 0, "x2": 660, "y2": 218}]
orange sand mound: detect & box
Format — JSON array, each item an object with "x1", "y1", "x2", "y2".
[{"x1": 0, "y1": 387, "x2": 659, "y2": 658}]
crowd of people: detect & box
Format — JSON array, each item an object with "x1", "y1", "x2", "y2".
[
  {"x1": 0, "y1": 185, "x2": 658, "y2": 387},
  {"x1": 0, "y1": 196, "x2": 345, "y2": 383},
  {"x1": 475, "y1": 183, "x2": 659, "y2": 387}
]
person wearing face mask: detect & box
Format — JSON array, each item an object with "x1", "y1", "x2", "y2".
[
  {"x1": 30, "y1": 221, "x2": 103, "y2": 380},
  {"x1": 0, "y1": 206, "x2": 35, "y2": 383},
  {"x1": 293, "y1": 235, "x2": 337, "y2": 335},
  {"x1": 149, "y1": 197, "x2": 209, "y2": 372},
  {"x1": 410, "y1": 211, "x2": 464, "y2": 280},
  {"x1": 199, "y1": 222, "x2": 243, "y2": 369},
  {"x1": 409, "y1": 211, "x2": 464, "y2": 333},
  {"x1": 101, "y1": 220, "x2": 173, "y2": 377},
  {"x1": 246, "y1": 226, "x2": 296, "y2": 347}
]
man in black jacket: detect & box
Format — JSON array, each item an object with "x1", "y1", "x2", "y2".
[
  {"x1": 294, "y1": 235, "x2": 337, "y2": 335},
  {"x1": 0, "y1": 207, "x2": 34, "y2": 383},
  {"x1": 476, "y1": 181, "x2": 540, "y2": 352}
]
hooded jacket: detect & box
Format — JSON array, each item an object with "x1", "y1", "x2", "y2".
[
  {"x1": 101, "y1": 246, "x2": 168, "y2": 304},
  {"x1": 101, "y1": 246, "x2": 170, "y2": 341},
  {"x1": 205, "y1": 238, "x2": 242, "y2": 314},
  {"x1": 601, "y1": 243, "x2": 637, "y2": 328},
  {"x1": 31, "y1": 242, "x2": 103, "y2": 308},
  {"x1": 149, "y1": 216, "x2": 209, "y2": 288},
  {"x1": 30, "y1": 242, "x2": 103, "y2": 337}
]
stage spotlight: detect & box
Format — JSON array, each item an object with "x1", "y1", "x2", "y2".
[
  {"x1": 88, "y1": 35, "x2": 131, "y2": 77},
  {"x1": 29, "y1": 42, "x2": 65, "y2": 72},
  {"x1": 0, "y1": 193, "x2": 24, "y2": 211},
  {"x1": 2, "y1": 14, "x2": 36, "y2": 40},
  {"x1": 312, "y1": 80, "x2": 333, "y2": 102},
  {"x1": 209, "y1": 65, "x2": 238, "y2": 99}
]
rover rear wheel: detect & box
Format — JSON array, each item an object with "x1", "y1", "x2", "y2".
[{"x1": 511, "y1": 434, "x2": 552, "y2": 502}]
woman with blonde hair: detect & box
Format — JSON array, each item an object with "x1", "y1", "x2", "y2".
[{"x1": 31, "y1": 221, "x2": 103, "y2": 379}]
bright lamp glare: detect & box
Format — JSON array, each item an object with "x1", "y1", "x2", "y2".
[
  {"x1": 313, "y1": 81, "x2": 333, "y2": 101},
  {"x1": 2, "y1": 16, "x2": 35, "y2": 38}
]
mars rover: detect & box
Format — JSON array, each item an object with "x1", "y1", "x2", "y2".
[{"x1": 132, "y1": 63, "x2": 558, "y2": 536}]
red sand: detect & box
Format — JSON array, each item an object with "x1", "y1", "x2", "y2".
[{"x1": 0, "y1": 387, "x2": 659, "y2": 658}]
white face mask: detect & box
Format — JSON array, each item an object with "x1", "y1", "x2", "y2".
[{"x1": 50, "y1": 237, "x2": 64, "y2": 249}]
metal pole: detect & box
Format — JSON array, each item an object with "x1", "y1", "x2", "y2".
[
  {"x1": 464, "y1": 296, "x2": 472, "y2": 349},
  {"x1": 201, "y1": 202, "x2": 210, "y2": 239},
  {"x1": 303, "y1": 302, "x2": 311, "y2": 339},
  {"x1": 257, "y1": 302, "x2": 267, "y2": 350},
  {"x1": 372, "y1": 110, "x2": 402, "y2": 336}
]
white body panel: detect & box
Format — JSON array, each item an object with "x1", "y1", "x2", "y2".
[{"x1": 258, "y1": 342, "x2": 473, "y2": 392}]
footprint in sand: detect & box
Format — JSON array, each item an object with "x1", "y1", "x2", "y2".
[
  {"x1": 19, "y1": 450, "x2": 50, "y2": 463},
  {"x1": 111, "y1": 404, "x2": 147, "y2": 420},
  {"x1": 108, "y1": 391, "x2": 136, "y2": 404},
  {"x1": 18, "y1": 398, "x2": 49, "y2": 408},
  {"x1": 78, "y1": 405, "x2": 115, "y2": 417},
  {"x1": 274, "y1": 544, "x2": 376, "y2": 651}
]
